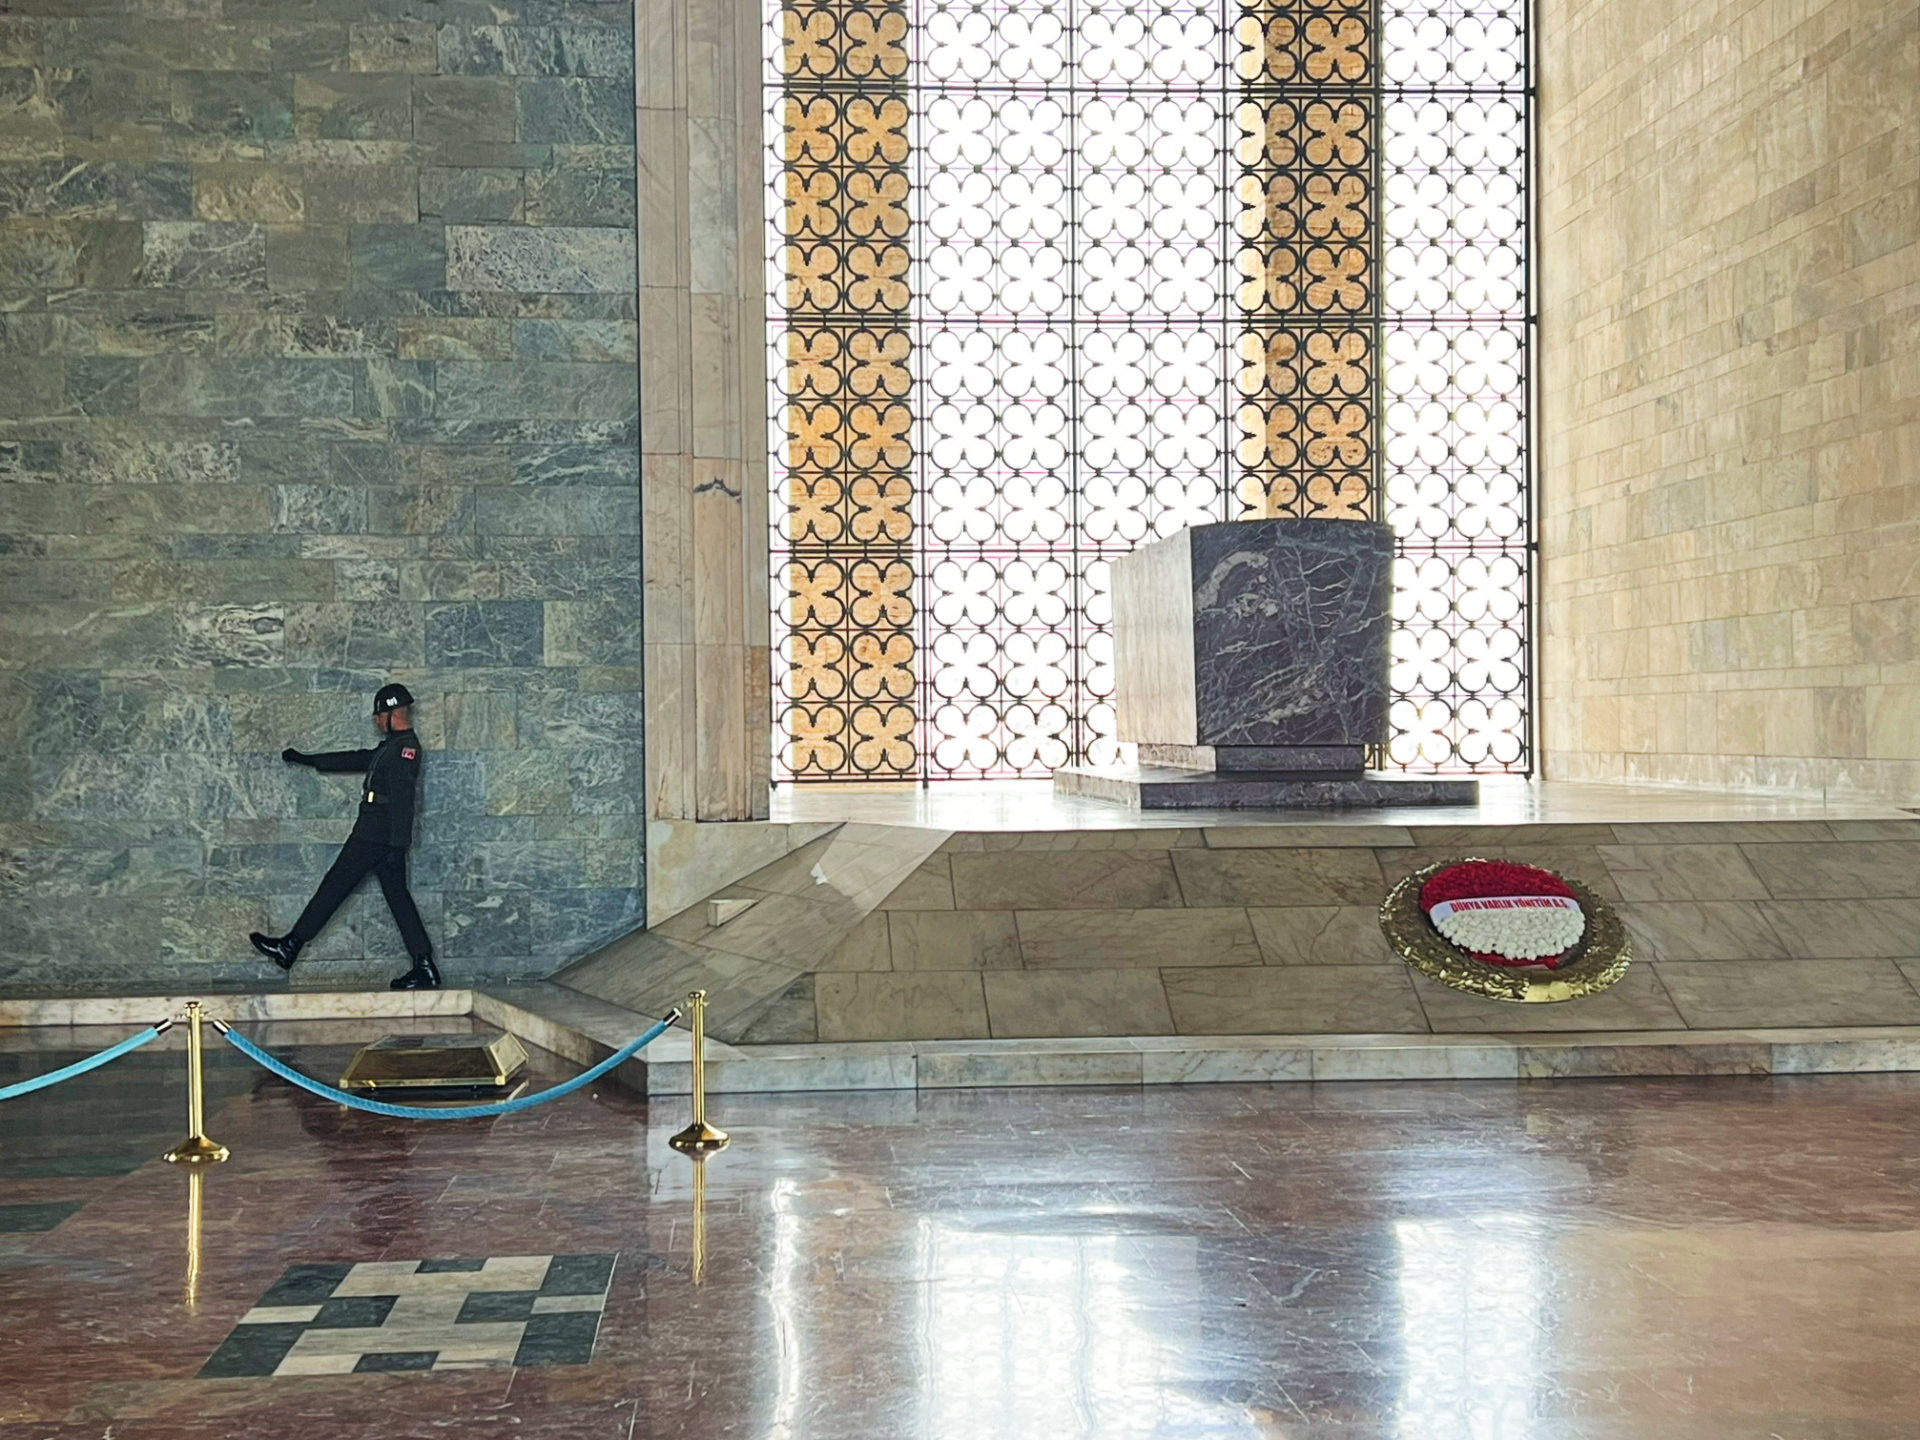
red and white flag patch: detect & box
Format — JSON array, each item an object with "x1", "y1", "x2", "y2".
[{"x1": 402, "y1": 747, "x2": 417, "y2": 760}]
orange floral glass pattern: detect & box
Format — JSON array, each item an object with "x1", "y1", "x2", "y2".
[
  {"x1": 778, "y1": 0, "x2": 917, "y2": 778},
  {"x1": 1234, "y1": 0, "x2": 1378, "y2": 521}
]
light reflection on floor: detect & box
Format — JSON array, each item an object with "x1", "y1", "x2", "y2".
[
  {"x1": 5, "y1": 1038, "x2": 1919, "y2": 1437},
  {"x1": 1394, "y1": 1215, "x2": 1542, "y2": 1439},
  {"x1": 913, "y1": 1225, "x2": 1235, "y2": 1437}
]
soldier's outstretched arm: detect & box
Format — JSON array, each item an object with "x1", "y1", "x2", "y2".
[{"x1": 287, "y1": 747, "x2": 380, "y2": 772}]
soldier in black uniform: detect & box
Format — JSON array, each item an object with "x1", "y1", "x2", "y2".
[{"x1": 249, "y1": 683, "x2": 441, "y2": 991}]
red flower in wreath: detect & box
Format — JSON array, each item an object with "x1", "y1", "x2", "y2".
[{"x1": 1419, "y1": 860, "x2": 1586, "y2": 969}]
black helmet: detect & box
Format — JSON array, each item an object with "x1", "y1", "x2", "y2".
[{"x1": 372, "y1": 682, "x2": 415, "y2": 714}]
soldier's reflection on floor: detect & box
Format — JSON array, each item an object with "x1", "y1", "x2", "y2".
[{"x1": 284, "y1": 1063, "x2": 426, "y2": 1248}]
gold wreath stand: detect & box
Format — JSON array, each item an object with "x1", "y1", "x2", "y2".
[{"x1": 1379, "y1": 859, "x2": 1633, "y2": 1003}]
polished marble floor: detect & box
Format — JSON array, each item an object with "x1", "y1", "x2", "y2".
[
  {"x1": 4, "y1": 1023, "x2": 1919, "y2": 1437},
  {"x1": 771, "y1": 776, "x2": 1916, "y2": 831}
]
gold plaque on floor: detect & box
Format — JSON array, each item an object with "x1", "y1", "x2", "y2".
[{"x1": 340, "y1": 1031, "x2": 530, "y2": 1091}]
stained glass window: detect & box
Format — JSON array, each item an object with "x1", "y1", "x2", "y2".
[{"x1": 767, "y1": 0, "x2": 1530, "y2": 779}]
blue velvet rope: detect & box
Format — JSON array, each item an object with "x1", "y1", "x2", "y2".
[
  {"x1": 0, "y1": 1022, "x2": 171, "y2": 1102},
  {"x1": 218, "y1": 1014, "x2": 678, "y2": 1120}
]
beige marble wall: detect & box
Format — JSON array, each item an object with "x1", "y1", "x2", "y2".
[
  {"x1": 1540, "y1": 0, "x2": 1920, "y2": 799},
  {"x1": 638, "y1": 0, "x2": 771, "y2": 826}
]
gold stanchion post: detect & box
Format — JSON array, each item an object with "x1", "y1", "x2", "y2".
[
  {"x1": 163, "y1": 1002, "x2": 229, "y2": 1166},
  {"x1": 668, "y1": 990, "x2": 728, "y2": 1154}
]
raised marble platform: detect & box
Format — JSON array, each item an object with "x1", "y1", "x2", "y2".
[
  {"x1": 770, "y1": 776, "x2": 1920, "y2": 831},
  {"x1": 563, "y1": 783, "x2": 1920, "y2": 1057},
  {"x1": 8, "y1": 785, "x2": 1919, "y2": 1095},
  {"x1": 1053, "y1": 760, "x2": 1480, "y2": 809}
]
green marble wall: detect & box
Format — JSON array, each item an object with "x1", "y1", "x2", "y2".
[{"x1": 0, "y1": 0, "x2": 643, "y2": 987}]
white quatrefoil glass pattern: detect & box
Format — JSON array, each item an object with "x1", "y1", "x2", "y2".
[{"x1": 765, "y1": 0, "x2": 1531, "y2": 780}]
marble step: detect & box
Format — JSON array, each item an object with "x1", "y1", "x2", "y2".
[
  {"x1": 0, "y1": 987, "x2": 474, "y2": 1028},
  {"x1": 11, "y1": 984, "x2": 1920, "y2": 1096},
  {"x1": 643, "y1": 1025, "x2": 1920, "y2": 1094}
]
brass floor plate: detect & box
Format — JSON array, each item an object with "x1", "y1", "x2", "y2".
[{"x1": 341, "y1": 1031, "x2": 530, "y2": 1091}]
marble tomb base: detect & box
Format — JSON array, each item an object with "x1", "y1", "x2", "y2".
[{"x1": 1051, "y1": 760, "x2": 1481, "y2": 808}]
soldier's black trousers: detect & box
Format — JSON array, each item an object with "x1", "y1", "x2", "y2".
[{"x1": 290, "y1": 830, "x2": 432, "y2": 961}]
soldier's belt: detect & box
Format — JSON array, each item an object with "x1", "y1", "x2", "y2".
[{"x1": 363, "y1": 791, "x2": 390, "y2": 805}]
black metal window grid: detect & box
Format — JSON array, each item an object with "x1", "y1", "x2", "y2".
[{"x1": 767, "y1": 0, "x2": 1532, "y2": 780}]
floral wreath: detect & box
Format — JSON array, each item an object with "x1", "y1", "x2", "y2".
[
  {"x1": 1420, "y1": 860, "x2": 1584, "y2": 969},
  {"x1": 1379, "y1": 857, "x2": 1632, "y2": 1003}
]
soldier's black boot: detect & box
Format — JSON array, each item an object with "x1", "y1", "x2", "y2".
[
  {"x1": 249, "y1": 932, "x2": 302, "y2": 971},
  {"x1": 390, "y1": 955, "x2": 442, "y2": 991}
]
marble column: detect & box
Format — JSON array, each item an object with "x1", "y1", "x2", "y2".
[{"x1": 638, "y1": 0, "x2": 771, "y2": 823}]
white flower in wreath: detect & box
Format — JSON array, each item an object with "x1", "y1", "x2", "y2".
[{"x1": 1429, "y1": 894, "x2": 1586, "y2": 962}]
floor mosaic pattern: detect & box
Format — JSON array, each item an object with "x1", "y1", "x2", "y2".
[{"x1": 200, "y1": 1255, "x2": 616, "y2": 1377}]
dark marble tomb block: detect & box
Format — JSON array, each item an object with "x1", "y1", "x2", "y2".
[{"x1": 1113, "y1": 518, "x2": 1393, "y2": 755}]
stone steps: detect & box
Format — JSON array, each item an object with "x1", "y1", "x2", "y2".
[
  {"x1": 650, "y1": 1025, "x2": 1920, "y2": 1093},
  {"x1": 10, "y1": 982, "x2": 1920, "y2": 1097}
]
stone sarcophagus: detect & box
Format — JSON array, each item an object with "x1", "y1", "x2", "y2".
[
  {"x1": 1113, "y1": 517, "x2": 1393, "y2": 773},
  {"x1": 1056, "y1": 518, "x2": 1477, "y2": 808}
]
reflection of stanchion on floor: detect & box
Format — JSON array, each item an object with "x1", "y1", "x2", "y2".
[
  {"x1": 183, "y1": 1168, "x2": 204, "y2": 1310},
  {"x1": 163, "y1": 1002, "x2": 229, "y2": 1166},
  {"x1": 690, "y1": 1156, "x2": 708, "y2": 1285},
  {"x1": 668, "y1": 990, "x2": 728, "y2": 1155}
]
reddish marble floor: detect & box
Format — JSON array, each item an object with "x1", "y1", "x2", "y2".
[{"x1": 3, "y1": 1028, "x2": 1919, "y2": 1437}]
